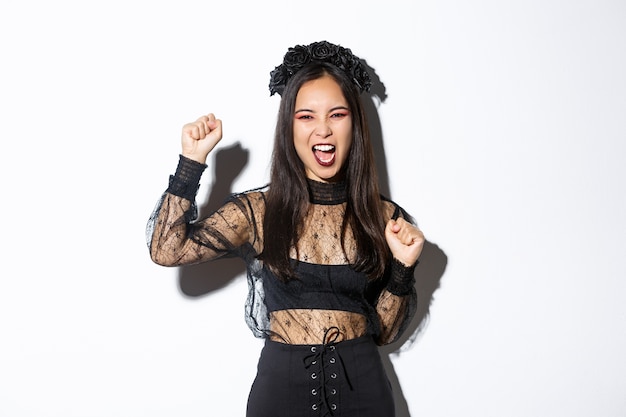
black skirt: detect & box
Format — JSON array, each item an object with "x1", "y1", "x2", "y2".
[{"x1": 246, "y1": 335, "x2": 395, "y2": 417}]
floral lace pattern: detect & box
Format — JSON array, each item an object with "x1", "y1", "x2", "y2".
[{"x1": 147, "y1": 162, "x2": 416, "y2": 345}]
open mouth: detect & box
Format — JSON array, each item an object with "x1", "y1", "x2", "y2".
[{"x1": 313, "y1": 144, "x2": 336, "y2": 166}]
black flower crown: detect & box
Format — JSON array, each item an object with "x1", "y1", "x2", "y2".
[{"x1": 269, "y1": 41, "x2": 372, "y2": 96}]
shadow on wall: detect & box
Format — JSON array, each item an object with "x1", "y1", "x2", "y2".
[
  {"x1": 177, "y1": 142, "x2": 249, "y2": 297},
  {"x1": 379, "y1": 239, "x2": 447, "y2": 417},
  {"x1": 177, "y1": 62, "x2": 448, "y2": 417}
]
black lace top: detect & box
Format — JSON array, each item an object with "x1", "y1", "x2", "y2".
[{"x1": 147, "y1": 155, "x2": 417, "y2": 345}]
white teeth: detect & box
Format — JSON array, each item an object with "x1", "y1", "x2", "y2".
[{"x1": 313, "y1": 145, "x2": 335, "y2": 152}]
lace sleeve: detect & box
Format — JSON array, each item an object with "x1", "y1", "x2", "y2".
[
  {"x1": 370, "y1": 200, "x2": 419, "y2": 345},
  {"x1": 146, "y1": 155, "x2": 261, "y2": 266},
  {"x1": 373, "y1": 260, "x2": 418, "y2": 345}
]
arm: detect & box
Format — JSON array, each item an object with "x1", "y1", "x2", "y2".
[
  {"x1": 375, "y1": 216, "x2": 425, "y2": 345},
  {"x1": 146, "y1": 114, "x2": 254, "y2": 266},
  {"x1": 147, "y1": 156, "x2": 253, "y2": 266}
]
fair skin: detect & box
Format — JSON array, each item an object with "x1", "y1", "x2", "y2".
[
  {"x1": 293, "y1": 75, "x2": 353, "y2": 183},
  {"x1": 179, "y1": 78, "x2": 423, "y2": 268}
]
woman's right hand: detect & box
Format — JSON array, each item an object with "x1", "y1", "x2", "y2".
[{"x1": 181, "y1": 113, "x2": 223, "y2": 164}]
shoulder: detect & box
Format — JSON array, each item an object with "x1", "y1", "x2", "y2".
[
  {"x1": 380, "y1": 195, "x2": 414, "y2": 223},
  {"x1": 226, "y1": 185, "x2": 269, "y2": 211},
  {"x1": 230, "y1": 185, "x2": 268, "y2": 200}
]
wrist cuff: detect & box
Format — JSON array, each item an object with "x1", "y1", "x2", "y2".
[
  {"x1": 166, "y1": 155, "x2": 207, "y2": 201},
  {"x1": 385, "y1": 258, "x2": 418, "y2": 296}
]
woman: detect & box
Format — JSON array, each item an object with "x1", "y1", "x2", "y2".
[{"x1": 147, "y1": 40, "x2": 424, "y2": 417}]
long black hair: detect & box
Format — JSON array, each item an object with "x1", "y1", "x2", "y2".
[{"x1": 259, "y1": 62, "x2": 390, "y2": 280}]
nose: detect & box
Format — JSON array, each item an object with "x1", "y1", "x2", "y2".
[{"x1": 315, "y1": 120, "x2": 332, "y2": 138}]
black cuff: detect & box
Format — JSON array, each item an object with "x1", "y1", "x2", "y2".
[
  {"x1": 166, "y1": 155, "x2": 207, "y2": 201},
  {"x1": 385, "y1": 258, "x2": 418, "y2": 296}
]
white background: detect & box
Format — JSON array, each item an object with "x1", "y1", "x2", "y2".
[{"x1": 1, "y1": 1, "x2": 625, "y2": 416}]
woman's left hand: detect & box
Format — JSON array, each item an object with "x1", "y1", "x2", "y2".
[{"x1": 385, "y1": 218, "x2": 425, "y2": 267}]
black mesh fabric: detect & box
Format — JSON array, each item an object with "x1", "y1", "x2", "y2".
[{"x1": 147, "y1": 155, "x2": 418, "y2": 346}]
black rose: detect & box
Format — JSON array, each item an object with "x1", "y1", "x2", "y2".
[
  {"x1": 282, "y1": 45, "x2": 310, "y2": 74},
  {"x1": 268, "y1": 40, "x2": 371, "y2": 96},
  {"x1": 309, "y1": 41, "x2": 336, "y2": 60},
  {"x1": 330, "y1": 50, "x2": 350, "y2": 71},
  {"x1": 350, "y1": 62, "x2": 372, "y2": 92},
  {"x1": 269, "y1": 66, "x2": 290, "y2": 96}
]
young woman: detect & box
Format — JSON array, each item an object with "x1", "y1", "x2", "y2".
[{"x1": 147, "y1": 40, "x2": 424, "y2": 417}]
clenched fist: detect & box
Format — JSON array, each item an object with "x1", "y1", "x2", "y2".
[
  {"x1": 385, "y1": 218, "x2": 425, "y2": 267},
  {"x1": 181, "y1": 113, "x2": 223, "y2": 164}
]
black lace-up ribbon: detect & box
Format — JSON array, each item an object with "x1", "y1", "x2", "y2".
[{"x1": 303, "y1": 327, "x2": 353, "y2": 416}]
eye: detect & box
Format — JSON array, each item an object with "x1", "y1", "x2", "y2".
[
  {"x1": 331, "y1": 112, "x2": 348, "y2": 118},
  {"x1": 295, "y1": 111, "x2": 314, "y2": 120}
]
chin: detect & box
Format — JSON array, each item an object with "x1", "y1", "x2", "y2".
[{"x1": 318, "y1": 171, "x2": 344, "y2": 183}]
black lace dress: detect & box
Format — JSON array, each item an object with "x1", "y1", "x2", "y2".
[{"x1": 147, "y1": 155, "x2": 418, "y2": 416}]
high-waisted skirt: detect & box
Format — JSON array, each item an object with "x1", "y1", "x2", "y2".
[{"x1": 246, "y1": 335, "x2": 395, "y2": 417}]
